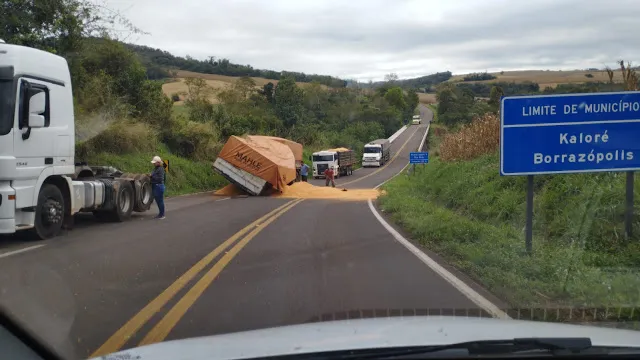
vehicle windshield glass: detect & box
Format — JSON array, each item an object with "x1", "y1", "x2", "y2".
[
  {"x1": 313, "y1": 155, "x2": 334, "y2": 162},
  {"x1": 0, "y1": 79, "x2": 14, "y2": 136},
  {"x1": 3, "y1": 3, "x2": 640, "y2": 360}
]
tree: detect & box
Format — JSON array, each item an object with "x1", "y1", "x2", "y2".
[
  {"x1": 488, "y1": 86, "x2": 504, "y2": 113},
  {"x1": 1, "y1": 0, "x2": 145, "y2": 55},
  {"x1": 233, "y1": 76, "x2": 257, "y2": 99},
  {"x1": 384, "y1": 73, "x2": 399, "y2": 83},
  {"x1": 384, "y1": 87, "x2": 407, "y2": 111},
  {"x1": 261, "y1": 82, "x2": 275, "y2": 104},
  {"x1": 404, "y1": 89, "x2": 420, "y2": 120},
  {"x1": 274, "y1": 77, "x2": 305, "y2": 128}
]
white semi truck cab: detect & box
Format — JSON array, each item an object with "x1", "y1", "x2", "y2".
[
  {"x1": 311, "y1": 149, "x2": 355, "y2": 179},
  {"x1": 311, "y1": 151, "x2": 338, "y2": 179},
  {"x1": 362, "y1": 139, "x2": 391, "y2": 167},
  {"x1": 0, "y1": 42, "x2": 154, "y2": 239}
]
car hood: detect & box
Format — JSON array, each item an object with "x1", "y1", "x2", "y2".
[{"x1": 95, "y1": 316, "x2": 640, "y2": 360}]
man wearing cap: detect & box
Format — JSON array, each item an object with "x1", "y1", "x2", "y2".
[{"x1": 150, "y1": 156, "x2": 166, "y2": 219}]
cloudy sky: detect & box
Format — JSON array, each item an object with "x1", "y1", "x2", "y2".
[{"x1": 104, "y1": 0, "x2": 640, "y2": 81}]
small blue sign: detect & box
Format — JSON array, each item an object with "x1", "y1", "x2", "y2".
[
  {"x1": 410, "y1": 152, "x2": 429, "y2": 164},
  {"x1": 500, "y1": 91, "x2": 640, "y2": 176}
]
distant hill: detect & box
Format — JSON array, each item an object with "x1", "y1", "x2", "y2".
[
  {"x1": 162, "y1": 70, "x2": 327, "y2": 105},
  {"x1": 123, "y1": 42, "x2": 347, "y2": 88},
  {"x1": 359, "y1": 67, "x2": 633, "y2": 92},
  {"x1": 448, "y1": 69, "x2": 626, "y2": 89},
  {"x1": 358, "y1": 71, "x2": 453, "y2": 91}
]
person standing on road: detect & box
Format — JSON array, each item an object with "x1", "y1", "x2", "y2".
[
  {"x1": 150, "y1": 156, "x2": 166, "y2": 219},
  {"x1": 324, "y1": 166, "x2": 335, "y2": 188},
  {"x1": 300, "y1": 162, "x2": 310, "y2": 182}
]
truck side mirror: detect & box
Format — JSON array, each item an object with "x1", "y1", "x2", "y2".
[
  {"x1": 27, "y1": 92, "x2": 46, "y2": 128},
  {"x1": 308, "y1": 155, "x2": 312, "y2": 161}
]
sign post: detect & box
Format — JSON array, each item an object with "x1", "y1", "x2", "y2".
[
  {"x1": 501, "y1": 91, "x2": 640, "y2": 251},
  {"x1": 409, "y1": 152, "x2": 429, "y2": 176},
  {"x1": 162, "y1": 159, "x2": 169, "y2": 185}
]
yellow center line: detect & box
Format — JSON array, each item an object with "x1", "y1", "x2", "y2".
[
  {"x1": 89, "y1": 199, "x2": 299, "y2": 358},
  {"x1": 138, "y1": 198, "x2": 305, "y2": 345},
  {"x1": 340, "y1": 125, "x2": 422, "y2": 187}
]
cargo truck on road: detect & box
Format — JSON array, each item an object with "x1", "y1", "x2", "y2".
[
  {"x1": 362, "y1": 139, "x2": 391, "y2": 167},
  {"x1": 311, "y1": 148, "x2": 356, "y2": 179},
  {"x1": 0, "y1": 42, "x2": 155, "y2": 239}
]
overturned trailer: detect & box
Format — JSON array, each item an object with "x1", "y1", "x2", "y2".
[
  {"x1": 248, "y1": 135, "x2": 303, "y2": 170},
  {"x1": 213, "y1": 136, "x2": 297, "y2": 196}
]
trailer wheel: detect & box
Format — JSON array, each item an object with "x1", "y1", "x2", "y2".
[
  {"x1": 133, "y1": 175, "x2": 153, "y2": 212},
  {"x1": 30, "y1": 184, "x2": 65, "y2": 240},
  {"x1": 111, "y1": 181, "x2": 134, "y2": 221}
]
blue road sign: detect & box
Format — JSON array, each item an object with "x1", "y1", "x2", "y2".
[
  {"x1": 500, "y1": 91, "x2": 640, "y2": 175},
  {"x1": 410, "y1": 152, "x2": 429, "y2": 164}
]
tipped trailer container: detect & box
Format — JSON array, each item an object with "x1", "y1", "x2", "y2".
[
  {"x1": 362, "y1": 139, "x2": 391, "y2": 167},
  {"x1": 247, "y1": 135, "x2": 303, "y2": 171},
  {"x1": 213, "y1": 135, "x2": 297, "y2": 196},
  {"x1": 312, "y1": 148, "x2": 356, "y2": 179}
]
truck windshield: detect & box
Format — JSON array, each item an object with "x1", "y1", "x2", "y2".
[
  {"x1": 364, "y1": 147, "x2": 381, "y2": 153},
  {"x1": 313, "y1": 155, "x2": 334, "y2": 162},
  {"x1": 0, "y1": 79, "x2": 14, "y2": 136}
]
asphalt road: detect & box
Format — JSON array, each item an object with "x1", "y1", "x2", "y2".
[{"x1": 0, "y1": 105, "x2": 504, "y2": 360}]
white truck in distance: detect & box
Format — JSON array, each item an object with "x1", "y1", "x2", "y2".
[
  {"x1": 412, "y1": 114, "x2": 421, "y2": 125},
  {"x1": 0, "y1": 42, "x2": 154, "y2": 240},
  {"x1": 362, "y1": 139, "x2": 391, "y2": 167},
  {"x1": 311, "y1": 149, "x2": 355, "y2": 179}
]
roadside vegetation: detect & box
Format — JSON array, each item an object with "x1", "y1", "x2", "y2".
[
  {"x1": 379, "y1": 63, "x2": 640, "y2": 320},
  {"x1": 4, "y1": 0, "x2": 419, "y2": 196}
]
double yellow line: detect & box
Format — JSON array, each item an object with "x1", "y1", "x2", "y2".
[{"x1": 90, "y1": 198, "x2": 304, "y2": 358}]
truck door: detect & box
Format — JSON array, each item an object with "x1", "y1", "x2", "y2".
[{"x1": 12, "y1": 78, "x2": 72, "y2": 207}]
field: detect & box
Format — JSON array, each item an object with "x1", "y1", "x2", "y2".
[
  {"x1": 418, "y1": 93, "x2": 437, "y2": 104},
  {"x1": 163, "y1": 70, "x2": 325, "y2": 105},
  {"x1": 449, "y1": 69, "x2": 625, "y2": 89}
]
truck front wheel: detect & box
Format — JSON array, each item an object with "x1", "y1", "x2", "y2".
[{"x1": 31, "y1": 184, "x2": 64, "y2": 240}]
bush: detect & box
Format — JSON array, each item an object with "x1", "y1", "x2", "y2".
[
  {"x1": 163, "y1": 117, "x2": 222, "y2": 161},
  {"x1": 76, "y1": 121, "x2": 158, "y2": 158},
  {"x1": 439, "y1": 113, "x2": 499, "y2": 161},
  {"x1": 84, "y1": 145, "x2": 228, "y2": 196},
  {"x1": 463, "y1": 72, "x2": 497, "y2": 81}
]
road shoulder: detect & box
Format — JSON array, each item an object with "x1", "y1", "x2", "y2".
[{"x1": 369, "y1": 197, "x2": 509, "y2": 314}]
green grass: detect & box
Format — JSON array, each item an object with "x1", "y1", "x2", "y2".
[
  {"x1": 427, "y1": 104, "x2": 438, "y2": 121},
  {"x1": 171, "y1": 104, "x2": 189, "y2": 117},
  {"x1": 379, "y1": 151, "x2": 640, "y2": 310},
  {"x1": 85, "y1": 144, "x2": 227, "y2": 197}
]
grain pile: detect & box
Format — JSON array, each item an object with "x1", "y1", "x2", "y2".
[
  {"x1": 274, "y1": 182, "x2": 381, "y2": 201},
  {"x1": 215, "y1": 184, "x2": 248, "y2": 196},
  {"x1": 214, "y1": 182, "x2": 381, "y2": 201}
]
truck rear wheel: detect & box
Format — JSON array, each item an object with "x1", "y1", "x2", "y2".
[
  {"x1": 93, "y1": 181, "x2": 134, "y2": 222},
  {"x1": 111, "y1": 181, "x2": 134, "y2": 221},
  {"x1": 30, "y1": 184, "x2": 64, "y2": 240},
  {"x1": 133, "y1": 175, "x2": 153, "y2": 212}
]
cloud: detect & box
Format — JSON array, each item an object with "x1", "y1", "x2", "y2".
[{"x1": 105, "y1": 0, "x2": 640, "y2": 81}]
